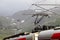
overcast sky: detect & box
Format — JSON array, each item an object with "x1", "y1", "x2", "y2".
[{"x1": 0, "y1": 0, "x2": 60, "y2": 16}]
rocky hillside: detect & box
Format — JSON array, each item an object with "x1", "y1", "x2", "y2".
[{"x1": 12, "y1": 7, "x2": 60, "y2": 32}]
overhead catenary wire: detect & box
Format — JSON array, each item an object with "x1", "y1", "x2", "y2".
[
  {"x1": 32, "y1": 4, "x2": 60, "y2": 16},
  {"x1": 22, "y1": 0, "x2": 60, "y2": 25}
]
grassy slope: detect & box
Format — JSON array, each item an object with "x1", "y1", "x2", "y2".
[
  {"x1": 45, "y1": 17, "x2": 60, "y2": 26},
  {"x1": 0, "y1": 29, "x2": 15, "y2": 40}
]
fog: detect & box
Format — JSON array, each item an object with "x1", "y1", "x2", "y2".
[{"x1": 0, "y1": 0, "x2": 60, "y2": 16}]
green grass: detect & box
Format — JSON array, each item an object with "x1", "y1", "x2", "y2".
[
  {"x1": 0, "y1": 34, "x2": 8, "y2": 40},
  {"x1": 0, "y1": 29, "x2": 15, "y2": 40}
]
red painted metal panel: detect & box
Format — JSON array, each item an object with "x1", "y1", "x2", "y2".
[{"x1": 51, "y1": 33, "x2": 60, "y2": 39}]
